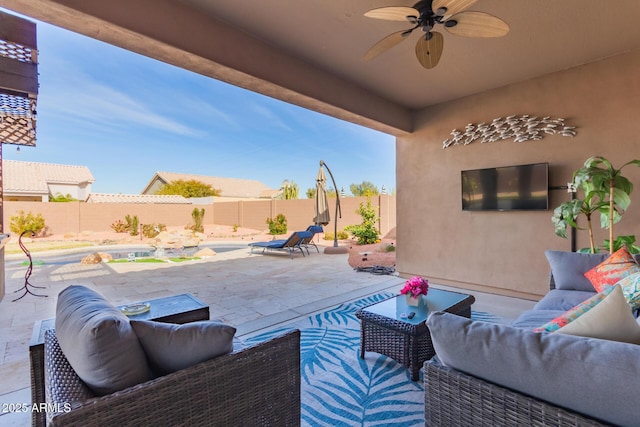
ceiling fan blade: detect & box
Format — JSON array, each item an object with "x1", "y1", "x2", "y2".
[
  {"x1": 415, "y1": 31, "x2": 444, "y2": 69},
  {"x1": 364, "y1": 31, "x2": 408, "y2": 61},
  {"x1": 445, "y1": 12, "x2": 509, "y2": 37},
  {"x1": 364, "y1": 6, "x2": 419, "y2": 22},
  {"x1": 432, "y1": 0, "x2": 477, "y2": 17}
]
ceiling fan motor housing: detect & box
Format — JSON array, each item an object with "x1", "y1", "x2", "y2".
[{"x1": 411, "y1": 0, "x2": 452, "y2": 33}]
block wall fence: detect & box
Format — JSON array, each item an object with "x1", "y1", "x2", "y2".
[{"x1": 2, "y1": 195, "x2": 396, "y2": 238}]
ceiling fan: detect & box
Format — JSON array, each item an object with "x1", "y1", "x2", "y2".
[{"x1": 363, "y1": 0, "x2": 509, "y2": 69}]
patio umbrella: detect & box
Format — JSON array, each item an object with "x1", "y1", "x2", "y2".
[{"x1": 314, "y1": 165, "x2": 330, "y2": 225}]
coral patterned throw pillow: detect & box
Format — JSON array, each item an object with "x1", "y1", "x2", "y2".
[{"x1": 584, "y1": 247, "x2": 640, "y2": 293}]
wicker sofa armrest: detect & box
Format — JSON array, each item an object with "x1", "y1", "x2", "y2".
[
  {"x1": 423, "y1": 359, "x2": 608, "y2": 427},
  {"x1": 45, "y1": 328, "x2": 301, "y2": 427},
  {"x1": 43, "y1": 330, "x2": 96, "y2": 422}
]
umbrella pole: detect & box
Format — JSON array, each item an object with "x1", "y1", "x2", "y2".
[{"x1": 320, "y1": 161, "x2": 346, "y2": 254}]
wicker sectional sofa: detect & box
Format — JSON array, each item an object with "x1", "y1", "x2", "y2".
[{"x1": 423, "y1": 250, "x2": 640, "y2": 427}]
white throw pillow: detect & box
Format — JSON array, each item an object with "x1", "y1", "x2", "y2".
[{"x1": 555, "y1": 285, "x2": 640, "y2": 344}]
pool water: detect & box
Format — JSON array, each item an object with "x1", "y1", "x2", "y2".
[{"x1": 13, "y1": 244, "x2": 247, "y2": 266}]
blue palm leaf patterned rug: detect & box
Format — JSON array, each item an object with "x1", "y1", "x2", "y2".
[{"x1": 245, "y1": 292, "x2": 506, "y2": 427}]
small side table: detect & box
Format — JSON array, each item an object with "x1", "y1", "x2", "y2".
[
  {"x1": 29, "y1": 293, "x2": 209, "y2": 427},
  {"x1": 356, "y1": 289, "x2": 475, "y2": 381}
]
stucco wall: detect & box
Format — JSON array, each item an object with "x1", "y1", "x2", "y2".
[
  {"x1": 396, "y1": 51, "x2": 640, "y2": 299},
  {"x1": 3, "y1": 196, "x2": 396, "y2": 238}
]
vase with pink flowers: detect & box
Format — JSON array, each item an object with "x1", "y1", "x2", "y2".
[{"x1": 400, "y1": 276, "x2": 429, "y2": 306}]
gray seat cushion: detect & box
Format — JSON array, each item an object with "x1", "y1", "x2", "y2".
[
  {"x1": 55, "y1": 285, "x2": 151, "y2": 395},
  {"x1": 533, "y1": 289, "x2": 596, "y2": 311},
  {"x1": 428, "y1": 311, "x2": 640, "y2": 427},
  {"x1": 510, "y1": 309, "x2": 566, "y2": 329}
]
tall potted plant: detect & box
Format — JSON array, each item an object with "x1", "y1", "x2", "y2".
[
  {"x1": 552, "y1": 156, "x2": 640, "y2": 254},
  {"x1": 551, "y1": 180, "x2": 604, "y2": 253}
]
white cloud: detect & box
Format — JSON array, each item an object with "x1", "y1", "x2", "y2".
[
  {"x1": 40, "y1": 64, "x2": 203, "y2": 137},
  {"x1": 177, "y1": 95, "x2": 240, "y2": 129},
  {"x1": 248, "y1": 103, "x2": 294, "y2": 132}
]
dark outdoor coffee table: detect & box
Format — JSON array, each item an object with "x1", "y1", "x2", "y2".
[
  {"x1": 29, "y1": 293, "x2": 209, "y2": 427},
  {"x1": 356, "y1": 288, "x2": 475, "y2": 381}
]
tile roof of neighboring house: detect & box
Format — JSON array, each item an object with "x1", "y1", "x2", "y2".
[
  {"x1": 143, "y1": 171, "x2": 277, "y2": 199},
  {"x1": 260, "y1": 188, "x2": 281, "y2": 198},
  {"x1": 3, "y1": 160, "x2": 95, "y2": 195},
  {"x1": 86, "y1": 193, "x2": 191, "y2": 204}
]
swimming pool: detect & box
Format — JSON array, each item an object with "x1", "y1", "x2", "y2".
[{"x1": 8, "y1": 243, "x2": 249, "y2": 266}]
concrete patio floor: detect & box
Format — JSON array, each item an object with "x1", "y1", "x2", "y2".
[{"x1": 0, "y1": 242, "x2": 535, "y2": 426}]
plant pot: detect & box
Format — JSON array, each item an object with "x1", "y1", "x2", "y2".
[{"x1": 406, "y1": 294, "x2": 421, "y2": 307}]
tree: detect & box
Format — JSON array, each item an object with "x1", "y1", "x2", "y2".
[
  {"x1": 350, "y1": 181, "x2": 379, "y2": 197},
  {"x1": 279, "y1": 180, "x2": 299, "y2": 200},
  {"x1": 50, "y1": 193, "x2": 78, "y2": 202},
  {"x1": 155, "y1": 180, "x2": 220, "y2": 198},
  {"x1": 345, "y1": 197, "x2": 379, "y2": 244},
  {"x1": 306, "y1": 188, "x2": 316, "y2": 199}
]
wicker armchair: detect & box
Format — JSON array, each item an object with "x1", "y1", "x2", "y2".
[
  {"x1": 423, "y1": 359, "x2": 608, "y2": 427},
  {"x1": 44, "y1": 328, "x2": 301, "y2": 427}
]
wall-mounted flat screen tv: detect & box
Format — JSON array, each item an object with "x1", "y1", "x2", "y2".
[{"x1": 461, "y1": 162, "x2": 549, "y2": 211}]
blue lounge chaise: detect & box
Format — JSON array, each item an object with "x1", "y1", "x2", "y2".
[
  {"x1": 249, "y1": 230, "x2": 312, "y2": 259},
  {"x1": 300, "y1": 225, "x2": 323, "y2": 255}
]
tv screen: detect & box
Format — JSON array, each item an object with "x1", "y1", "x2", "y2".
[{"x1": 461, "y1": 163, "x2": 549, "y2": 211}]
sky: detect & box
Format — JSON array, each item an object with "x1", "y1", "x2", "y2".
[{"x1": 2, "y1": 13, "x2": 396, "y2": 196}]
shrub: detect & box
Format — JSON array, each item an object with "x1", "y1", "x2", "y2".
[
  {"x1": 384, "y1": 243, "x2": 396, "y2": 252},
  {"x1": 49, "y1": 193, "x2": 78, "y2": 202},
  {"x1": 125, "y1": 214, "x2": 139, "y2": 236},
  {"x1": 345, "y1": 197, "x2": 379, "y2": 244},
  {"x1": 111, "y1": 220, "x2": 128, "y2": 233},
  {"x1": 266, "y1": 213, "x2": 287, "y2": 235},
  {"x1": 232, "y1": 224, "x2": 239, "y2": 232},
  {"x1": 323, "y1": 230, "x2": 349, "y2": 241},
  {"x1": 189, "y1": 208, "x2": 205, "y2": 233},
  {"x1": 306, "y1": 188, "x2": 316, "y2": 199},
  {"x1": 10, "y1": 210, "x2": 46, "y2": 236},
  {"x1": 142, "y1": 223, "x2": 166, "y2": 238}
]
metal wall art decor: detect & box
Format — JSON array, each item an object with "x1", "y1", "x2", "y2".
[{"x1": 442, "y1": 115, "x2": 577, "y2": 149}]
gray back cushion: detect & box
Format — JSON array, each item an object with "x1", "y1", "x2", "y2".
[
  {"x1": 428, "y1": 311, "x2": 640, "y2": 427},
  {"x1": 55, "y1": 285, "x2": 151, "y2": 395},
  {"x1": 545, "y1": 250, "x2": 608, "y2": 291}
]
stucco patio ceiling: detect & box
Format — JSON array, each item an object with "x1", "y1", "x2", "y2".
[{"x1": 1, "y1": 0, "x2": 639, "y2": 135}]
